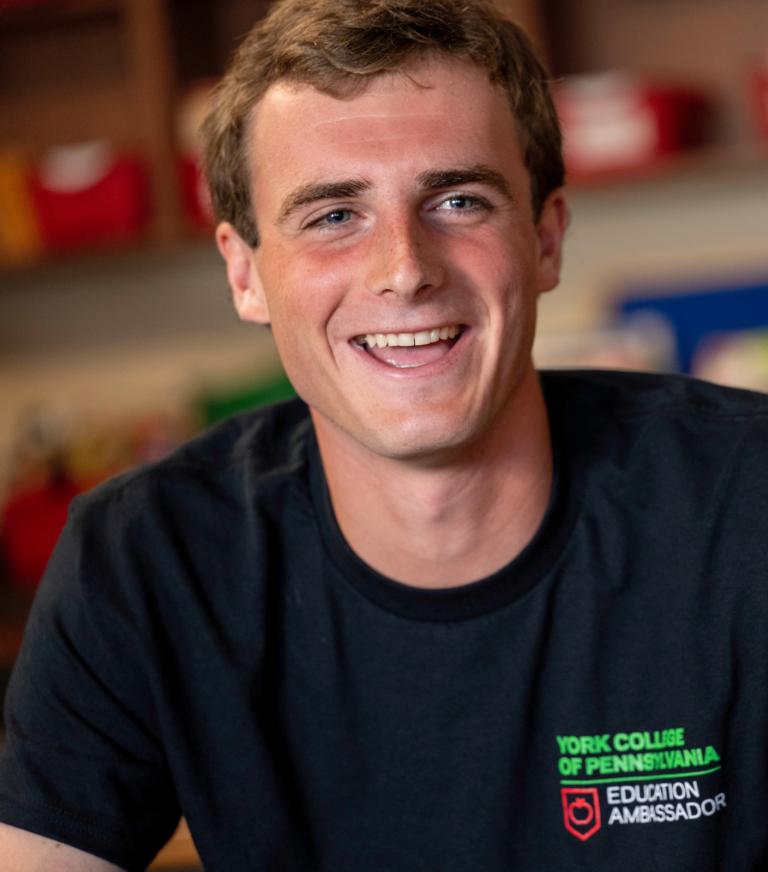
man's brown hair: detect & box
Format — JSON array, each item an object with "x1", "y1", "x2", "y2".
[{"x1": 202, "y1": 0, "x2": 564, "y2": 247}]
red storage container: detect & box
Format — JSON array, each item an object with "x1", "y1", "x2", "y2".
[
  {"x1": 0, "y1": 473, "x2": 81, "y2": 591},
  {"x1": 752, "y1": 51, "x2": 768, "y2": 143},
  {"x1": 28, "y1": 142, "x2": 149, "y2": 252},
  {"x1": 554, "y1": 73, "x2": 712, "y2": 180}
]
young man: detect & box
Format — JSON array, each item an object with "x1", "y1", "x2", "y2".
[{"x1": 1, "y1": 1, "x2": 766, "y2": 870}]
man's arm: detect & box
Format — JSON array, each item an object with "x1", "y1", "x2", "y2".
[
  {"x1": 0, "y1": 823, "x2": 126, "y2": 871},
  {"x1": 0, "y1": 498, "x2": 181, "y2": 869}
]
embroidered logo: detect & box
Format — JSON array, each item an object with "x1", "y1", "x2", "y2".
[
  {"x1": 555, "y1": 726, "x2": 725, "y2": 841},
  {"x1": 561, "y1": 787, "x2": 601, "y2": 841}
]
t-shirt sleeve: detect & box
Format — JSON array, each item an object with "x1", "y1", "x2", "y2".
[{"x1": 0, "y1": 495, "x2": 181, "y2": 871}]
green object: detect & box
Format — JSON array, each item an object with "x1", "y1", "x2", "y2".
[{"x1": 198, "y1": 371, "x2": 296, "y2": 425}]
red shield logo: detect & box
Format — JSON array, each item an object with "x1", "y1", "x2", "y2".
[{"x1": 561, "y1": 787, "x2": 602, "y2": 841}]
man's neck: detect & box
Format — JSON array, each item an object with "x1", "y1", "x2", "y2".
[{"x1": 313, "y1": 369, "x2": 553, "y2": 588}]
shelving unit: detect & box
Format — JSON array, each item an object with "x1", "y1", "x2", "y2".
[
  {"x1": 0, "y1": 0, "x2": 186, "y2": 243},
  {"x1": 1, "y1": 0, "x2": 766, "y2": 460},
  {"x1": 549, "y1": 0, "x2": 768, "y2": 144},
  {"x1": 0, "y1": 0, "x2": 545, "y2": 257},
  {"x1": 2, "y1": 0, "x2": 765, "y2": 261}
]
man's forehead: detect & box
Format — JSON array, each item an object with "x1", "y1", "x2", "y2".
[
  {"x1": 249, "y1": 56, "x2": 509, "y2": 135},
  {"x1": 245, "y1": 55, "x2": 528, "y2": 218},
  {"x1": 250, "y1": 83, "x2": 518, "y2": 177}
]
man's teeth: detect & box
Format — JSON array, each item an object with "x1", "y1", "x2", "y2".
[{"x1": 359, "y1": 325, "x2": 460, "y2": 349}]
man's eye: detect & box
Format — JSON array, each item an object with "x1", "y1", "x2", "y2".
[
  {"x1": 447, "y1": 196, "x2": 474, "y2": 209},
  {"x1": 311, "y1": 209, "x2": 352, "y2": 227},
  {"x1": 436, "y1": 195, "x2": 488, "y2": 212}
]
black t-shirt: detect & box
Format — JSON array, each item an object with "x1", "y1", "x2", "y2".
[{"x1": 1, "y1": 370, "x2": 767, "y2": 871}]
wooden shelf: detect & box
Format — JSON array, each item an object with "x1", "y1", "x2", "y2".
[
  {"x1": 0, "y1": 83, "x2": 131, "y2": 149},
  {"x1": 0, "y1": 0, "x2": 550, "y2": 258},
  {"x1": 567, "y1": 144, "x2": 768, "y2": 193},
  {"x1": 2, "y1": 0, "x2": 761, "y2": 266},
  {"x1": 0, "y1": 0, "x2": 121, "y2": 30},
  {"x1": 0, "y1": 0, "x2": 182, "y2": 245}
]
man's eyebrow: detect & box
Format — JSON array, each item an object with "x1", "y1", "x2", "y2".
[
  {"x1": 417, "y1": 165, "x2": 513, "y2": 200},
  {"x1": 277, "y1": 179, "x2": 370, "y2": 224}
]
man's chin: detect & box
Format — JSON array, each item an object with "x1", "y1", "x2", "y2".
[{"x1": 324, "y1": 413, "x2": 485, "y2": 467}]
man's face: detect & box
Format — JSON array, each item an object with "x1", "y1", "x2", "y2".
[{"x1": 221, "y1": 57, "x2": 566, "y2": 463}]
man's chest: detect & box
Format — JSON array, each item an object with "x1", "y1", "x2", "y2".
[{"x1": 161, "y1": 558, "x2": 768, "y2": 871}]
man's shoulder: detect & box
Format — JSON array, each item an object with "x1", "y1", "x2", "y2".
[
  {"x1": 72, "y1": 396, "x2": 314, "y2": 530},
  {"x1": 541, "y1": 368, "x2": 768, "y2": 426},
  {"x1": 541, "y1": 369, "x2": 768, "y2": 495}
]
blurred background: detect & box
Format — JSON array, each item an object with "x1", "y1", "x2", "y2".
[{"x1": 0, "y1": 0, "x2": 766, "y2": 867}]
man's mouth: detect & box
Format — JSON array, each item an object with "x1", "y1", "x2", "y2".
[
  {"x1": 354, "y1": 325, "x2": 461, "y2": 349},
  {"x1": 352, "y1": 324, "x2": 464, "y2": 369}
]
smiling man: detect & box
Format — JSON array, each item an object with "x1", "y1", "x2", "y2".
[
  {"x1": 1, "y1": 1, "x2": 767, "y2": 871},
  {"x1": 216, "y1": 52, "x2": 567, "y2": 587}
]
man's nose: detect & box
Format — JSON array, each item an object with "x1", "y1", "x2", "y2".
[{"x1": 363, "y1": 215, "x2": 444, "y2": 300}]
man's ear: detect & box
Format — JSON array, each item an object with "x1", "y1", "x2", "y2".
[
  {"x1": 215, "y1": 221, "x2": 270, "y2": 324},
  {"x1": 534, "y1": 188, "x2": 569, "y2": 295}
]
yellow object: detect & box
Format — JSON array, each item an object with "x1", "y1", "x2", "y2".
[{"x1": 0, "y1": 149, "x2": 42, "y2": 264}]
